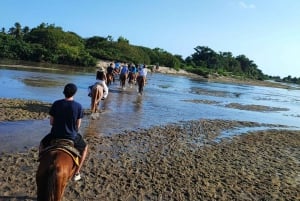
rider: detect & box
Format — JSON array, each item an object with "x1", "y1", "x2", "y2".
[
  {"x1": 106, "y1": 63, "x2": 114, "y2": 84},
  {"x1": 137, "y1": 64, "x2": 148, "y2": 85},
  {"x1": 128, "y1": 63, "x2": 137, "y2": 83},
  {"x1": 119, "y1": 63, "x2": 129, "y2": 88},
  {"x1": 39, "y1": 83, "x2": 88, "y2": 181},
  {"x1": 96, "y1": 67, "x2": 107, "y2": 84},
  {"x1": 95, "y1": 68, "x2": 109, "y2": 99},
  {"x1": 114, "y1": 61, "x2": 121, "y2": 74}
]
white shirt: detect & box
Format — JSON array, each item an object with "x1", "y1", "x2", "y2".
[
  {"x1": 95, "y1": 80, "x2": 109, "y2": 98},
  {"x1": 139, "y1": 68, "x2": 148, "y2": 77}
]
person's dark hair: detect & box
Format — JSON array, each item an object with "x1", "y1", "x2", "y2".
[
  {"x1": 63, "y1": 83, "x2": 77, "y2": 98},
  {"x1": 96, "y1": 70, "x2": 104, "y2": 80}
]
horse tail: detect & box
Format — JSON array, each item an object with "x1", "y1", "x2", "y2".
[
  {"x1": 47, "y1": 165, "x2": 57, "y2": 201},
  {"x1": 91, "y1": 84, "x2": 103, "y2": 113}
]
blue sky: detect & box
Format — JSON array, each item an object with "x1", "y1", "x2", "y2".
[{"x1": 1, "y1": 0, "x2": 300, "y2": 77}]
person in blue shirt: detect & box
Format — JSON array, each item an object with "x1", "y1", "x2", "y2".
[
  {"x1": 39, "y1": 83, "x2": 88, "y2": 181},
  {"x1": 119, "y1": 64, "x2": 129, "y2": 88},
  {"x1": 128, "y1": 63, "x2": 137, "y2": 86}
]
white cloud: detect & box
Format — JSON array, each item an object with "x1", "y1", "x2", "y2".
[{"x1": 239, "y1": 1, "x2": 256, "y2": 9}]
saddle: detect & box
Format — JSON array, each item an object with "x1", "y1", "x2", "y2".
[{"x1": 39, "y1": 139, "x2": 81, "y2": 166}]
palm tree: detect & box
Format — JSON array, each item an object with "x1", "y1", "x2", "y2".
[{"x1": 8, "y1": 22, "x2": 22, "y2": 39}]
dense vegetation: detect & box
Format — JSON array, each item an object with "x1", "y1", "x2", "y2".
[{"x1": 1, "y1": 22, "x2": 299, "y2": 83}]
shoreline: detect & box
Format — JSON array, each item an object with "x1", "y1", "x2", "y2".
[
  {"x1": 96, "y1": 60, "x2": 295, "y2": 89},
  {"x1": 1, "y1": 60, "x2": 296, "y2": 89}
]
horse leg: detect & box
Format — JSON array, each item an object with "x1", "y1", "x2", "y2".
[
  {"x1": 91, "y1": 86, "x2": 98, "y2": 113},
  {"x1": 138, "y1": 77, "x2": 144, "y2": 94},
  {"x1": 91, "y1": 90, "x2": 95, "y2": 113},
  {"x1": 92, "y1": 87, "x2": 99, "y2": 113},
  {"x1": 107, "y1": 76, "x2": 111, "y2": 86},
  {"x1": 54, "y1": 165, "x2": 73, "y2": 200},
  {"x1": 97, "y1": 86, "x2": 103, "y2": 111}
]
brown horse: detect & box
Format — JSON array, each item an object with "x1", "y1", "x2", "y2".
[
  {"x1": 137, "y1": 75, "x2": 145, "y2": 94},
  {"x1": 91, "y1": 83, "x2": 103, "y2": 113},
  {"x1": 106, "y1": 72, "x2": 114, "y2": 86},
  {"x1": 128, "y1": 72, "x2": 136, "y2": 87},
  {"x1": 36, "y1": 141, "x2": 80, "y2": 201},
  {"x1": 119, "y1": 73, "x2": 127, "y2": 89}
]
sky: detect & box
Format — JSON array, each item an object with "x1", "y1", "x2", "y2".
[{"x1": 1, "y1": 0, "x2": 300, "y2": 77}]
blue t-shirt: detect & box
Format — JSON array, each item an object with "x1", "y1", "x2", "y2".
[
  {"x1": 120, "y1": 66, "x2": 129, "y2": 74},
  {"x1": 130, "y1": 66, "x2": 137, "y2": 73},
  {"x1": 49, "y1": 99, "x2": 83, "y2": 140}
]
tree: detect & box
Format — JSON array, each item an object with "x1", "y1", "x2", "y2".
[
  {"x1": 191, "y1": 46, "x2": 218, "y2": 68},
  {"x1": 117, "y1": 36, "x2": 129, "y2": 44},
  {"x1": 8, "y1": 22, "x2": 22, "y2": 39}
]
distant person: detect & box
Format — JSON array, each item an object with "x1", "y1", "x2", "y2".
[
  {"x1": 39, "y1": 83, "x2": 88, "y2": 181},
  {"x1": 137, "y1": 64, "x2": 148, "y2": 85},
  {"x1": 155, "y1": 64, "x2": 159, "y2": 70},
  {"x1": 119, "y1": 64, "x2": 129, "y2": 88},
  {"x1": 96, "y1": 67, "x2": 107, "y2": 84},
  {"x1": 106, "y1": 63, "x2": 114, "y2": 76},
  {"x1": 114, "y1": 61, "x2": 121, "y2": 74},
  {"x1": 128, "y1": 63, "x2": 137, "y2": 86},
  {"x1": 106, "y1": 63, "x2": 115, "y2": 85}
]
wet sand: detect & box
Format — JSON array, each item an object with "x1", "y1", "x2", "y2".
[
  {"x1": 0, "y1": 98, "x2": 51, "y2": 121},
  {"x1": 0, "y1": 118, "x2": 299, "y2": 200}
]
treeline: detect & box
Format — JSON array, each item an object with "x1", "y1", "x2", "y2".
[
  {"x1": 1, "y1": 22, "x2": 297, "y2": 82},
  {"x1": 0, "y1": 22, "x2": 183, "y2": 69},
  {"x1": 268, "y1": 75, "x2": 300, "y2": 85}
]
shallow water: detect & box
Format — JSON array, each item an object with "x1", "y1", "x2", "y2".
[{"x1": 0, "y1": 66, "x2": 299, "y2": 152}]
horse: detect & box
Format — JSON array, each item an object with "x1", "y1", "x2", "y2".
[
  {"x1": 119, "y1": 73, "x2": 127, "y2": 89},
  {"x1": 127, "y1": 71, "x2": 136, "y2": 87},
  {"x1": 91, "y1": 83, "x2": 104, "y2": 113},
  {"x1": 137, "y1": 75, "x2": 145, "y2": 95},
  {"x1": 106, "y1": 72, "x2": 114, "y2": 86},
  {"x1": 36, "y1": 140, "x2": 80, "y2": 201}
]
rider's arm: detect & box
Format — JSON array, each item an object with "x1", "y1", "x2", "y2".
[{"x1": 76, "y1": 118, "x2": 82, "y2": 130}]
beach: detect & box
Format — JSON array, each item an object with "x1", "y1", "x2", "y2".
[
  {"x1": 0, "y1": 65, "x2": 299, "y2": 200},
  {"x1": 0, "y1": 119, "x2": 299, "y2": 200}
]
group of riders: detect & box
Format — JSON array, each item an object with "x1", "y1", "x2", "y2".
[
  {"x1": 37, "y1": 62, "x2": 150, "y2": 189},
  {"x1": 90, "y1": 62, "x2": 148, "y2": 100},
  {"x1": 104, "y1": 62, "x2": 148, "y2": 88}
]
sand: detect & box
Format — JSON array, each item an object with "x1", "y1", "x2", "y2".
[{"x1": 0, "y1": 119, "x2": 299, "y2": 200}]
